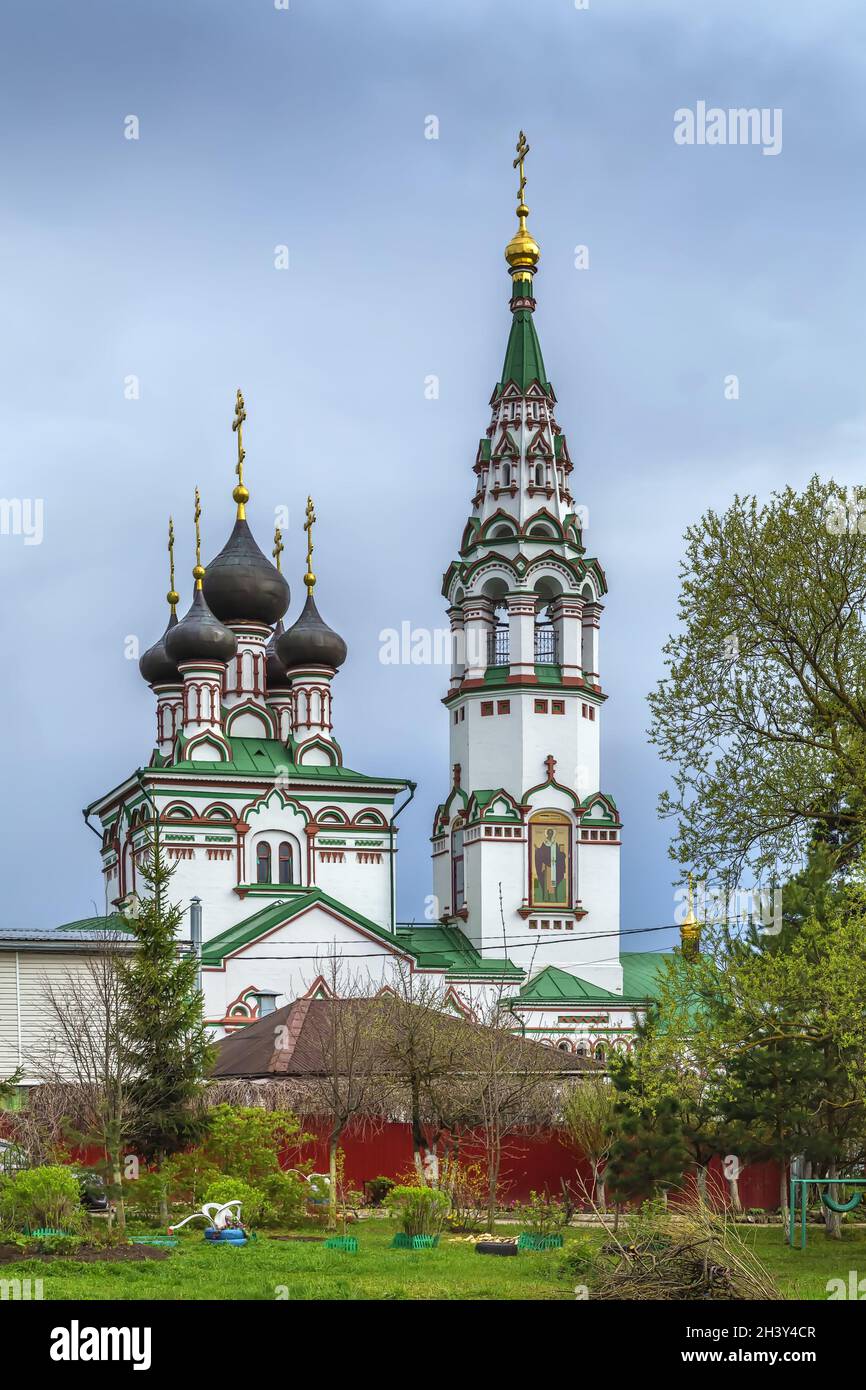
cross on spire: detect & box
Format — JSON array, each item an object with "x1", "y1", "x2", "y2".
[
  {"x1": 231, "y1": 388, "x2": 249, "y2": 519},
  {"x1": 303, "y1": 495, "x2": 317, "y2": 594}
]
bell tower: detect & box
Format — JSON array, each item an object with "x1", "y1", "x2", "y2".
[{"x1": 432, "y1": 135, "x2": 623, "y2": 992}]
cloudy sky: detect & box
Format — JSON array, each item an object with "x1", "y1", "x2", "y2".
[{"x1": 2, "y1": 0, "x2": 865, "y2": 949}]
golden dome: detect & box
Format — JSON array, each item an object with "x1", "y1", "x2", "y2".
[{"x1": 505, "y1": 134, "x2": 540, "y2": 275}]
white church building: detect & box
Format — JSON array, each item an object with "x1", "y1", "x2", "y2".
[{"x1": 0, "y1": 144, "x2": 672, "y2": 1083}]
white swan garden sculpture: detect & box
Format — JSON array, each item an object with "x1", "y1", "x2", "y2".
[{"x1": 168, "y1": 1201, "x2": 244, "y2": 1235}]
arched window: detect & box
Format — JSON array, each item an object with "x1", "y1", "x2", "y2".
[
  {"x1": 535, "y1": 462, "x2": 545, "y2": 487},
  {"x1": 594, "y1": 1043, "x2": 607, "y2": 1062},
  {"x1": 452, "y1": 820, "x2": 465, "y2": 912},
  {"x1": 502, "y1": 463, "x2": 511, "y2": 487},
  {"x1": 256, "y1": 842, "x2": 272, "y2": 883},
  {"x1": 278, "y1": 841, "x2": 293, "y2": 884}
]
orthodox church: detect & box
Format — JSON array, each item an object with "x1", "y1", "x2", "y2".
[{"x1": 0, "y1": 138, "x2": 673, "y2": 1078}]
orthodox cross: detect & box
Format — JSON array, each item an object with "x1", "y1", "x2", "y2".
[
  {"x1": 304, "y1": 495, "x2": 317, "y2": 594},
  {"x1": 273, "y1": 524, "x2": 284, "y2": 573},
  {"x1": 167, "y1": 515, "x2": 179, "y2": 612},
  {"x1": 232, "y1": 388, "x2": 248, "y2": 518},
  {"x1": 193, "y1": 486, "x2": 203, "y2": 588},
  {"x1": 544, "y1": 753, "x2": 557, "y2": 782},
  {"x1": 513, "y1": 130, "x2": 530, "y2": 209}
]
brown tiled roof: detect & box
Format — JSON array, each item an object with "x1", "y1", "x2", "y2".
[{"x1": 211, "y1": 996, "x2": 603, "y2": 1080}]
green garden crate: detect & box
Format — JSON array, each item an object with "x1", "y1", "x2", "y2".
[
  {"x1": 390, "y1": 1233, "x2": 440, "y2": 1250},
  {"x1": 517, "y1": 1233, "x2": 564, "y2": 1252},
  {"x1": 324, "y1": 1235, "x2": 358, "y2": 1252}
]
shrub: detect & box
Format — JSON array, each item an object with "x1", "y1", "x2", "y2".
[
  {"x1": 202, "y1": 1105, "x2": 311, "y2": 1185},
  {"x1": 258, "y1": 1172, "x2": 309, "y2": 1228},
  {"x1": 1, "y1": 1164, "x2": 82, "y2": 1232},
  {"x1": 366, "y1": 1176, "x2": 395, "y2": 1207},
  {"x1": 202, "y1": 1178, "x2": 268, "y2": 1227},
  {"x1": 160, "y1": 1150, "x2": 220, "y2": 1207},
  {"x1": 559, "y1": 1238, "x2": 599, "y2": 1280},
  {"x1": 516, "y1": 1190, "x2": 569, "y2": 1238},
  {"x1": 385, "y1": 1184, "x2": 450, "y2": 1238}
]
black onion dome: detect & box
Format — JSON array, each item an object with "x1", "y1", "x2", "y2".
[
  {"x1": 266, "y1": 618, "x2": 291, "y2": 692},
  {"x1": 139, "y1": 611, "x2": 181, "y2": 686},
  {"x1": 202, "y1": 518, "x2": 290, "y2": 626},
  {"x1": 164, "y1": 587, "x2": 238, "y2": 665},
  {"x1": 276, "y1": 592, "x2": 347, "y2": 671}
]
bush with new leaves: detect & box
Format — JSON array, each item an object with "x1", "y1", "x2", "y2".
[
  {"x1": 1, "y1": 1164, "x2": 82, "y2": 1232},
  {"x1": 385, "y1": 1184, "x2": 450, "y2": 1238}
]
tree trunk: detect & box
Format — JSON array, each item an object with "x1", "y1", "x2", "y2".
[
  {"x1": 824, "y1": 1162, "x2": 842, "y2": 1240},
  {"x1": 112, "y1": 1159, "x2": 126, "y2": 1233},
  {"x1": 696, "y1": 1163, "x2": 708, "y2": 1205},
  {"x1": 593, "y1": 1164, "x2": 607, "y2": 1214},
  {"x1": 727, "y1": 1173, "x2": 742, "y2": 1214},
  {"x1": 328, "y1": 1136, "x2": 339, "y2": 1231},
  {"x1": 780, "y1": 1163, "x2": 790, "y2": 1245}
]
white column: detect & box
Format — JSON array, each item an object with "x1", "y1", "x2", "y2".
[
  {"x1": 447, "y1": 605, "x2": 465, "y2": 692},
  {"x1": 462, "y1": 598, "x2": 494, "y2": 681},
  {"x1": 581, "y1": 601, "x2": 603, "y2": 687},
  {"x1": 506, "y1": 593, "x2": 537, "y2": 680},
  {"x1": 549, "y1": 595, "x2": 583, "y2": 683}
]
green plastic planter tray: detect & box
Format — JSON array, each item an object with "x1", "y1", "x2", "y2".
[
  {"x1": 390, "y1": 1233, "x2": 440, "y2": 1250},
  {"x1": 517, "y1": 1234, "x2": 564, "y2": 1252},
  {"x1": 129, "y1": 1237, "x2": 178, "y2": 1248},
  {"x1": 25, "y1": 1228, "x2": 71, "y2": 1238},
  {"x1": 324, "y1": 1236, "x2": 358, "y2": 1252}
]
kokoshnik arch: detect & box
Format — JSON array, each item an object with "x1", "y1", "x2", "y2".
[{"x1": 0, "y1": 136, "x2": 682, "y2": 1075}]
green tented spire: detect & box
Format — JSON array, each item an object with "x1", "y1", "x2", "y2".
[{"x1": 499, "y1": 302, "x2": 550, "y2": 393}]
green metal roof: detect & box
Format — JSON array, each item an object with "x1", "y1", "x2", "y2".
[
  {"x1": 394, "y1": 924, "x2": 523, "y2": 979},
  {"x1": 498, "y1": 308, "x2": 550, "y2": 393},
  {"x1": 516, "y1": 952, "x2": 672, "y2": 1005},
  {"x1": 167, "y1": 737, "x2": 403, "y2": 785},
  {"x1": 56, "y1": 913, "x2": 134, "y2": 935},
  {"x1": 201, "y1": 888, "x2": 400, "y2": 967}
]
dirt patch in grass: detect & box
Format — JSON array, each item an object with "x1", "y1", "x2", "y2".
[{"x1": 0, "y1": 1243, "x2": 171, "y2": 1265}]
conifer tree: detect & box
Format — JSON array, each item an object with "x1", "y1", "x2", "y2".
[
  {"x1": 120, "y1": 825, "x2": 213, "y2": 1172},
  {"x1": 605, "y1": 1055, "x2": 689, "y2": 1210}
]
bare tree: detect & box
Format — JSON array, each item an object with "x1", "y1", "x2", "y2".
[
  {"x1": 377, "y1": 962, "x2": 475, "y2": 1181},
  {"x1": 560, "y1": 1073, "x2": 616, "y2": 1211},
  {"x1": 301, "y1": 955, "x2": 387, "y2": 1229},
  {"x1": 460, "y1": 987, "x2": 561, "y2": 1230},
  {"x1": 33, "y1": 933, "x2": 139, "y2": 1231}
]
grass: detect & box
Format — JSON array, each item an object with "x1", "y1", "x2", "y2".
[
  {"x1": 3, "y1": 1221, "x2": 571, "y2": 1302},
  {"x1": 5, "y1": 1220, "x2": 865, "y2": 1301}
]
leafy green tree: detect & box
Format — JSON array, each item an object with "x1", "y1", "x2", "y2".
[
  {"x1": 648, "y1": 475, "x2": 866, "y2": 884},
  {"x1": 120, "y1": 828, "x2": 213, "y2": 1180}
]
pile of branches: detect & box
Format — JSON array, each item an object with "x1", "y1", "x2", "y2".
[{"x1": 592, "y1": 1202, "x2": 781, "y2": 1302}]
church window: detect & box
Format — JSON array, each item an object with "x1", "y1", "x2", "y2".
[
  {"x1": 502, "y1": 464, "x2": 511, "y2": 486},
  {"x1": 535, "y1": 463, "x2": 545, "y2": 487},
  {"x1": 497, "y1": 699, "x2": 510, "y2": 714},
  {"x1": 452, "y1": 821, "x2": 465, "y2": 911},
  {"x1": 529, "y1": 811, "x2": 571, "y2": 909},
  {"x1": 534, "y1": 699, "x2": 548, "y2": 713},
  {"x1": 551, "y1": 700, "x2": 565, "y2": 715},
  {"x1": 480, "y1": 701, "x2": 493, "y2": 716},
  {"x1": 256, "y1": 842, "x2": 272, "y2": 883},
  {"x1": 278, "y1": 841, "x2": 293, "y2": 884}
]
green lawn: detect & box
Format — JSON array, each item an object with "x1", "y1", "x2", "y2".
[
  {"x1": 5, "y1": 1222, "x2": 864, "y2": 1301},
  {"x1": 4, "y1": 1222, "x2": 571, "y2": 1302}
]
